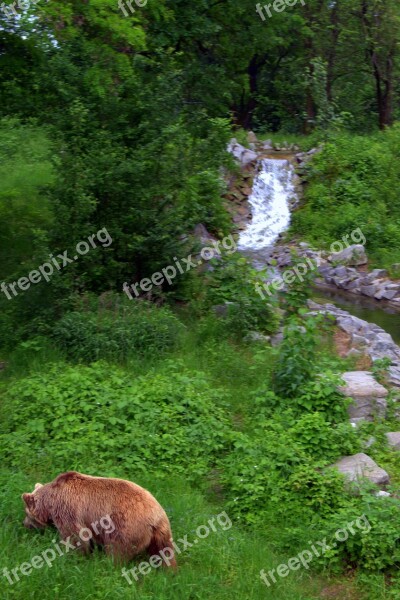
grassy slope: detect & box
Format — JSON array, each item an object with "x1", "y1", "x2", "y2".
[{"x1": 0, "y1": 321, "x2": 382, "y2": 600}]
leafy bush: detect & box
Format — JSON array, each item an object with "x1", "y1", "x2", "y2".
[
  {"x1": 52, "y1": 302, "x2": 184, "y2": 362},
  {"x1": 0, "y1": 361, "x2": 231, "y2": 481},
  {"x1": 315, "y1": 495, "x2": 400, "y2": 572},
  {"x1": 219, "y1": 412, "x2": 352, "y2": 526},
  {"x1": 290, "y1": 127, "x2": 400, "y2": 269},
  {"x1": 192, "y1": 254, "x2": 278, "y2": 338}
]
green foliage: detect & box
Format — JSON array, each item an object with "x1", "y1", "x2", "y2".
[
  {"x1": 219, "y1": 410, "x2": 353, "y2": 526},
  {"x1": 281, "y1": 252, "x2": 317, "y2": 314},
  {"x1": 273, "y1": 314, "x2": 321, "y2": 398},
  {"x1": 291, "y1": 128, "x2": 400, "y2": 269},
  {"x1": 0, "y1": 361, "x2": 230, "y2": 480},
  {"x1": 192, "y1": 254, "x2": 278, "y2": 338},
  {"x1": 315, "y1": 496, "x2": 400, "y2": 572},
  {"x1": 52, "y1": 302, "x2": 184, "y2": 362}
]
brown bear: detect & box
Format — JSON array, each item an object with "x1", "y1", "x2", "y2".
[{"x1": 22, "y1": 471, "x2": 176, "y2": 568}]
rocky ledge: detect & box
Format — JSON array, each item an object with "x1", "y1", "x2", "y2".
[{"x1": 308, "y1": 300, "x2": 400, "y2": 388}]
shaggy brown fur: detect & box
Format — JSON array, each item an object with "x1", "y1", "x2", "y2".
[{"x1": 22, "y1": 471, "x2": 176, "y2": 567}]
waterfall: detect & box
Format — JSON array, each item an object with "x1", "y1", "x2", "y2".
[{"x1": 238, "y1": 158, "x2": 295, "y2": 253}]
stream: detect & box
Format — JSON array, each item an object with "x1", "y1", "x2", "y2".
[{"x1": 239, "y1": 156, "x2": 400, "y2": 343}]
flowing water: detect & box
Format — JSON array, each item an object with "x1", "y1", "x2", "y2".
[
  {"x1": 238, "y1": 158, "x2": 294, "y2": 268},
  {"x1": 239, "y1": 156, "x2": 400, "y2": 342}
]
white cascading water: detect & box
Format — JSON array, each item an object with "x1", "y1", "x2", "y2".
[{"x1": 238, "y1": 158, "x2": 295, "y2": 254}]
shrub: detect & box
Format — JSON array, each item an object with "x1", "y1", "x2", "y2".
[
  {"x1": 315, "y1": 495, "x2": 400, "y2": 572},
  {"x1": 218, "y1": 414, "x2": 351, "y2": 527},
  {"x1": 52, "y1": 301, "x2": 184, "y2": 362},
  {"x1": 290, "y1": 128, "x2": 400, "y2": 269},
  {"x1": 0, "y1": 361, "x2": 231, "y2": 480},
  {"x1": 193, "y1": 254, "x2": 278, "y2": 338}
]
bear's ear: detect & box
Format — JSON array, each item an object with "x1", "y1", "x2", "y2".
[
  {"x1": 34, "y1": 483, "x2": 43, "y2": 491},
  {"x1": 22, "y1": 493, "x2": 35, "y2": 510}
]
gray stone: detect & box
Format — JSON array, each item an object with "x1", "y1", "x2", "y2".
[
  {"x1": 337, "y1": 316, "x2": 365, "y2": 334},
  {"x1": 227, "y1": 140, "x2": 257, "y2": 166},
  {"x1": 364, "y1": 436, "x2": 376, "y2": 449},
  {"x1": 244, "y1": 331, "x2": 271, "y2": 343},
  {"x1": 247, "y1": 131, "x2": 258, "y2": 144},
  {"x1": 330, "y1": 244, "x2": 368, "y2": 266},
  {"x1": 361, "y1": 285, "x2": 379, "y2": 298},
  {"x1": 386, "y1": 432, "x2": 400, "y2": 450},
  {"x1": 333, "y1": 266, "x2": 348, "y2": 278},
  {"x1": 339, "y1": 371, "x2": 388, "y2": 421},
  {"x1": 380, "y1": 289, "x2": 400, "y2": 301},
  {"x1": 342, "y1": 278, "x2": 361, "y2": 291},
  {"x1": 346, "y1": 348, "x2": 364, "y2": 359},
  {"x1": 331, "y1": 453, "x2": 389, "y2": 486},
  {"x1": 389, "y1": 366, "x2": 400, "y2": 387},
  {"x1": 212, "y1": 302, "x2": 236, "y2": 318},
  {"x1": 368, "y1": 269, "x2": 388, "y2": 280},
  {"x1": 352, "y1": 334, "x2": 369, "y2": 347},
  {"x1": 270, "y1": 332, "x2": 284, "y2": 346}
]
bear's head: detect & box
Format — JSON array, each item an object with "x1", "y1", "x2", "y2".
[{"x1": 21, "y1": 483, "x2": 51, "y2": 529}]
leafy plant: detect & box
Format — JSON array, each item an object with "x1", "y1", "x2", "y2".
[
  {"x1": 0, "y1": 361, "x2": 231, "y2": 481},
  {"x1": 52, "y1": 302, "x2": 184, "y2": 362},
  {"x1": 193, "y1": 254, "x2": 279, "y2": 338}
]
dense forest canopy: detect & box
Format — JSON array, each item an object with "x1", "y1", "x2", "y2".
[{"x1": 1, "y1": 0, "x2": 399, "y2": 340}]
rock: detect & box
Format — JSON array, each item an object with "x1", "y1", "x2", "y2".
[
  {"x1": 376, "y1": 490, "x2": 391, "y2": 497},
  {"x1": 212, "y1": 302, "x2": 236, "y2": 318},
  {"x1": 343, "y1": 279, "x2": 362, "y2": 291},
  {"x1": 247, "y1": 131, "x2": 258, "y2": 144},
  {"x1": 352, "y1": 334, "x2": 369, "y2": 347},
  {"x1": 337, "y1": 315, "x2": 365, "y2": 335},
  {"x1": 364, "y1": 436, "x2": 376, "y2": 449},
  {"x1": 244, "y1": 331, "x2": 271, "y2": 343},
  {"x1": 332, "y1": 265, "x2": 348, "y2": 278},
  {"x1": 380, "y1": 288, "x2": 400, "y2": 301},
  {"x1": 346, "y1": 348, "x2": 364, "y2": 358},
  {"x1": 241, "y1": 149, "x2": 257, "y2": 166},
  {"x1": 363, "y1": 269, "x2": 388, "y2": 282},
  {"x1": 329, "y1": 244, "x2": 368, "y2": 266},
  {"x1": 360, "y1": 285, "x2": 379, "y2": 298},
  {"x1": 331, "y1": 453, "x2": 389, "y2": 486},
  {"x1": 386, "y1": 432, "x2": 400, "y2": 450},
  {"x1": 270, "y1": 332, "x2": 284, "y2": 346},
  {"x1": 389, "y1": 366, "x2": 400, "y2": 387},
  {"x1": 193, "y1": 224, "x2": 218, "y2": 249},
  {"x1": 339, "y1": 371, "x2": 388, "y2": 421},
  {"x1": 227, "y1": 140, "x2": 257, "y2": 166}
]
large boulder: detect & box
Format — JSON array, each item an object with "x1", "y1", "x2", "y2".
[
  {"x1": 331, "y1": 453, "x2": 390, "y2": 486},
  {"x1": 339, "y1": 371, "x2": 388, "y2": 422},
  {"x1": 329, "y1": 244, "x2": 367, "y2": 266}
]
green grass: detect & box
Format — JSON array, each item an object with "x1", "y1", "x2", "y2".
[
  {"x1": 0, "y1": 470, "x2": 362, "y2": 600},
  {"x1": 0, "y1": 316, "x2": 396, "y2": 600}
]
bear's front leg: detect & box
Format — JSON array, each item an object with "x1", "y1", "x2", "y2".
[{"x1": 56, "y1": 524, "x2": 92, "y2": 555}]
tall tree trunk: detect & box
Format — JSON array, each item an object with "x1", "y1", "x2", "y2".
[{"x1": 326, "y1": 0, "x2": 340, "y2": 103}]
